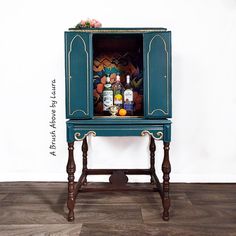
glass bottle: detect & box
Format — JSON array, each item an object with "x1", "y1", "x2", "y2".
[
  {"x1": 102, "y1": 75, "x2": 113, "y2": 115},
  {"x1": 113, "y1": 74, "x2": 124, "y2": 109},
  {"x1": 123, "y1": 75, "x2": 134, "y2": 116}
]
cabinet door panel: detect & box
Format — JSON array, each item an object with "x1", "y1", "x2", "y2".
[
  {"x1": 65, "y1": 32, "x2": 93, "y2": 119},
  {"x1": 143, "y1": 32, "x2": 172, "y2": 118}
]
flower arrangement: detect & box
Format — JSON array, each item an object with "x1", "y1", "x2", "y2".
[{"x1": 75, "y1": 18, "x2": 102, "y2": 29}]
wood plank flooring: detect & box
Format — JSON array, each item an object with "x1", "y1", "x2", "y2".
[{"x1": 0, "y1": 182, "x2": 235, "y2": 235}]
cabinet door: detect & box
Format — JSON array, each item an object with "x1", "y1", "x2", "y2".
[
  {"x1": 65, "y1": 32, "x2": 93, "y2": 119},
  {"x1": 143, "y1": 32, "x2": 172, "y2": 118}
]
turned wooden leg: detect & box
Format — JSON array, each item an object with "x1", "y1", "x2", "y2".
[
  {"x1": 162, "y1": 142, "x2": 171, "y2": 221},
  {"x1": 67, "y1": 142, "x2": 76, "y2": 222},
  {"x1": 149, "y1": 136, "x2": 156, "y2": 184},
  {"x1": 82, "y1": 137, "x2": 88, "y2": 185}
]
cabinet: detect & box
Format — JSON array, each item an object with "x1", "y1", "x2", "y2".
[{"x1": 65, "y1": 28, "x2": 172, "y2": 221}]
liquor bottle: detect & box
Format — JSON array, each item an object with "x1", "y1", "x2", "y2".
[
  {"x1": 102, "y1": 75, "x2": 113, "y2": 115},
  {"x1": 113, "y1": 74, "x2": 124, "y2": 109},
  {"x1": 123, "y1": 75, "x2": 134, "y2": 116}
]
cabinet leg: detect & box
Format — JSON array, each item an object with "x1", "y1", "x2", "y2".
[
  {"x1": 67, "y1": 142, "x2": 76, "y2": 222},
  {"x1": 149, "y1": 136, "x2": 156, "y2": 184},
  {"x1": 162, "y1": 142, "x2": 171, "y2": 221},
  {"x1": 82, "y1": 137, "x2": 88, "y2": 185},
  {"x1": 150, "y1": 176, "x2": 154, "y2": 184}
]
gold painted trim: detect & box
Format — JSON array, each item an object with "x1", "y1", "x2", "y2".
[
  {"x1": 147, "y1": 34, "x2": 169, "y2": 115},
  {"x1": 141, "y1": 130, "x2": 163, "y2": 140},
  {"x1": 74, "y1": 127, "x2": 162, "y2": 131},
  {"x1": 74, "y1": 131, "x2": 96, "y2": 141},
  {"x1": 68, "y1": 29, "x2": 166, "y2": 33},
  {"x1": 68, "y1": 34, "x2": 89, "y2": 116}
]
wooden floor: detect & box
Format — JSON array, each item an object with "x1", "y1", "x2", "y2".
[{"x1": 0, "y1": 182, "x2": 235, "y2": 236}]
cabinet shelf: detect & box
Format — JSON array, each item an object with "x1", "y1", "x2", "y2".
[{"x1": 93, "y1": 33, "x2": 143, "y2": 117}]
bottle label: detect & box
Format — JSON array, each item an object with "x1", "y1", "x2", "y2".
[
  {"x1": 124, "y1": 103, "x2": 133, "y2": 111},
  {"x1": 124, "y1": 89, "x2": 133, "y2": 102},
  {"x1": 103, "y1": 91, "x2": 113, "y2": 111},
  {"x1": 114, "y1": 93, "x2": 123, "y2": 105}
]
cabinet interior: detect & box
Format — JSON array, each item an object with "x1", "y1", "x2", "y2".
[{"x1": 93, "y1": 34, "x2": 144, "y2": 117}]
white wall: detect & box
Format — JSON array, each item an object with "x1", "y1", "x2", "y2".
[{"x1": 0, "y1": 0, "x2": 236, "y2": 182}]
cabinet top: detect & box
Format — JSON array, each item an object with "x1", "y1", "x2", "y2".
[{"x1": 67, "y1": 27, "x2": 167, "y2": 33}]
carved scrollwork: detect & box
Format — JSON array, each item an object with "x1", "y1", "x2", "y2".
[
  {"x1": 74, "y1": 131, "x2": 96, "y2": 141},
  {"x1": 141, "y1": 130, "x2": 163, "y2": 140}
]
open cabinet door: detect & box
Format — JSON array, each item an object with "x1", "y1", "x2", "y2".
[
  {"x1": 65, "y1": 32, "x2": 93, "y2": 119},
  {"x1": 143, "y1": 31, "x2": 172, "y2": 119}
]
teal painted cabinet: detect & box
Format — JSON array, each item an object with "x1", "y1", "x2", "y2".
[
  {"x1": 143, "y1": 32, "x2": 172, "y2": 118},
  {"x1": 65, "y1": 28, "x2": 172, "y2": 120},
  {"x1": 65, "y1": 28, "x2": 172, "y2": 222},
  {"x1": 65, "y1": 32, "x2": 93, "y2": 119}
]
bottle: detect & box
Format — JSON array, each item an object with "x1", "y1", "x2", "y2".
[
  {"x1": 113, "y1": 74, "x2": 124, "y2": 109},
  {"x1": 123, "y1": 75, "x2": 134, "y2": 116},
  {"x1": 102, "y1": 75, "x2": 113, "y2": 115}
]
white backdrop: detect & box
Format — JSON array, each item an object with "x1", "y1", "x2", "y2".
[{"x1": 0, "y1": 0, "x2": 236, "y2": 182}]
